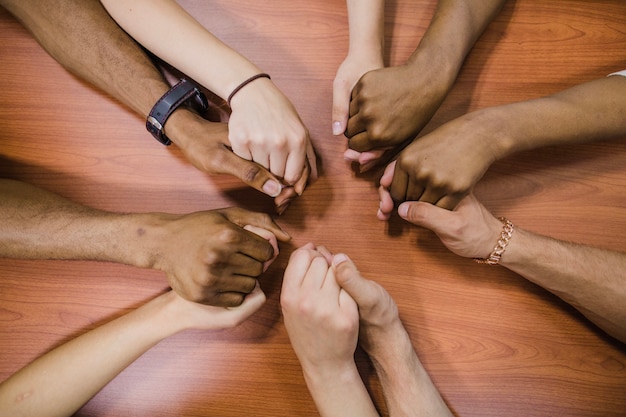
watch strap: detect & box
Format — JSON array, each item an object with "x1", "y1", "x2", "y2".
[{"x1": 146, "y1": 79, "x2": 208, "y2": 146}]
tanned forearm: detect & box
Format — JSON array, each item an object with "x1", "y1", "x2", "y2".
[
  {"x1": 0, "y1": 0, "x2": 170, "y2": 117},
  {"x1": 407, "y1": 0, "x2": 506, "y2": 86},
  {"x1": 501, "y1": 228, "x2": 626, "y2": 344},
  {"x1": 0, "y1": 179, "x2": 161, "y2": 268},
  {"x1": 482, "y1": 75, "x2": 626, "y2": 160}
]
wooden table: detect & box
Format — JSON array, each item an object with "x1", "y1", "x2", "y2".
[{"x1": 1, "y1": 1, "x2": 625, "y2": 416}]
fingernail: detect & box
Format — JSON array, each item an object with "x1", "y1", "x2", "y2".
[
  {"x1": 332, "y1": 121, "x2": 343, "y2": 135},
  {"x1": 398, "y1": 203, "x2": 408, "y2": 218},
  {"x1": 332, "y1": 253, "x2": 349, "y2": 266},
  {"x1": 263, "y1": 180, "x2": 282, "y2": 197},
  {"x1": 276, "y1": 199, "x2": 292, "y2": 215}
]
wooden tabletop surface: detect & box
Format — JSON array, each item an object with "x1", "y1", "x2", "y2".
[{"x1": 1, "y1": 1, "x2": 625, "y2": 416}]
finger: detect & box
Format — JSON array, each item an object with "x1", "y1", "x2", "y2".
[
  {"x1": 397, "y1": 201, "x2": 451, "y2": 231},
  {"x1": 379, "y1": 160, "x2": 396, "y2": 189},
  {"x1": 358, "y1": 149, "x2": 386, "y2": 166},
  {"x1": 332, "y1": 253, "x2": 377, "y2": 310},
  {"x1": 235, "y1": 230, "x2": 279, "y2": 264},
  {"x1": 305, "y1": 140, "x2": 318, "y2": 181},
  {"x1": 215, "y1": 147, "x2": 283, "y2": 198},
  {"x1": 282, "y1": 246, "x2": 319, "y2": 293},
  {"x1": 293, "y1": 159, "x2": 311, "y2": 196},
  {"x1": 332, "y1": 77, "x2": 350, "y2": 136},
  {"x1": 347, "y1": 131, "x2": 373, "y2": 152},
  {"x1": 222, "y1": 282, "x2": 266, "y2": 314},
  {"x1": 435, "y1": 193, "x2": 464, "y2": 211},
  {"x1": 343, "y1": 148, "x2": 362, "y2": 163},
  {"x1": 208, "y1": 252, "x2": 264, "y2": 278},
  {"x1": 389, "y1": 166, "x2": 409, "y2": 203},
  {"x1": 418, "y1": 186, "x2": 444, "y2": 205},
  {"x1": 248, "y1": 144, "x2": 271, "y2": 172},
  {"x1": 345, "y1": 107, "x2": 366, "y2": 138},
  {"x1": 268, "y1": 150, "x2": 288, "y2": 179},
  {"x1": 377, "y1": 185, "x2": 394, "y2": 220},
  {"x1": 244, "y1": 224, "x2": 279, "y2": 271},
  {"x1": 223, "y1": 209, "x2": 291, "y2": 242},
  {"x1": 283, "y1": 148, "x2": 307, "y2": 186},
  {"x1": 235, "y1": 282, "x2": 267, "y2": 314},
  {"x1": 316, "y1": 245, "x2": 334, "y2": 265},
  {"x1": 275, "y1": 186, "x2": 297, "y2": 215},
  {"x1": 406, "y1": 176, "x2": 425, "y2": 202},
  {"x1": 214, "y1": 274, "x2": 259, "y2": 294},
  {"x1": 301, "y1": 255, "x2": 332, "y2": 292}
]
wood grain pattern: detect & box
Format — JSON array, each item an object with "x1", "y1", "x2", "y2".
[{"x1": 1, "y1": 1, "x2": 625, "y2": 416}]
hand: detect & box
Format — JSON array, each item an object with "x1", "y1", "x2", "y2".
[
  {"x1": 332, "y1": 51, "x2": 385, "y2": 169},
  {"x1": 168, "y1": 111, "x2": 293, "y2": 205},
  {"x1": 228, "y1": 78, "x2": 318, "y2": 194},
  {"x1": 331, "y1": 253, "x2": 403, "y2": 358},
  {"x1": 167, "y1": 281, "x2": 267, "y2": 331},
  {"x1": 395, "y1": 193, "x2": 505, "y2": 260},
  {"x1": 332, "y1": 51, "x2": 383, "y2": 136},
  {"x1": 344, "y1": 63, "x2": 449, "y2": 168},
  {"x1": 280, "y1": 244, "x2": 359, "y2": 372},
  {"x1": 151, "y1": 207, "x2": 290, "y2": 307},
  {"x1": 386, "y1": 112, "x2": 500, "y2": 210}
]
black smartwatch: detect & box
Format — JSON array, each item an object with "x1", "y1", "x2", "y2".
[{"x1": 146, "y1": 79, "x2": 208, "y2": 146}]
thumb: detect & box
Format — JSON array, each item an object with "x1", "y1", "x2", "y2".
[
  {"x1": 231, "y1": 282, "x2": 267, "y2": 320},
  {"x1": 398, "y1": 201, "x2": 452, "y2": 235},
  {"x1": 332, "y1": 253, "x2": 377, "y2": 307},
  {"x1": 217, "y1": 147, "x2": 284, "y2": 198},
  {"x1": 331, "y1": 78, "x2": 350, "y2": 136}
]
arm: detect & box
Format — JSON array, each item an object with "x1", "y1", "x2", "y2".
[
  {"x1": 0, "y1": 286, "x2": 266, "y2": 417},
  {"x1": 0, "y1": 0, "x2": 290, "y2": 203},
  {"x1": 332, "y1": 0, "x2": 385, "y2": 136},
  {"x1": 333, "y1": 254, "x2": 453, "y2": 417},
  {"x1": 0, "y1": 179, "x2": 289, "y2": 306},
  {"x1": 99, "y1": 0, "x2": 316, "y2": 190},
  {"x1": 280, "y1": 244, "x2": 379, "y2": 417},
  {"x1": 397, "y1": 193, "x2": 626, "y2": 344},
  {"x1": 344, "y1": 0, "x2": 506, "y2": 168},
  {"x1": 384, "y1": 73, "x2": 626, "y2": 211}
]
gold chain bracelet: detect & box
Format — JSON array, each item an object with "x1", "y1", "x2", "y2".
[{"x1": 474, "y1": 217, "x2": 515, "y2": 265}]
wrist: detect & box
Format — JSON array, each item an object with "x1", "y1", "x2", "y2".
[
  {"x1": 302, "y1": 360, "x2": 362, "y2": 390},
  {"x1": 406, "y1": 43, "x2": 460, "y2": 95},
  {"x1": 134, "y1": 291, "x2": 189, "y2": 338},
  {"x1": 113, "y1": 212, "x2": 176, "y2": 271},
  {"x1": 161, "y1": 107, "x2": 203, "y2": 148},
  {"x1": 363, "y1": 318, "x2": 412, "y2": 365}
]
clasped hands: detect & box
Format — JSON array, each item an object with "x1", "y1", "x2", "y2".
[
  {"x1": 170, "y1": 78, "x2": 317, "y2": 214},
  {"x1": 334, "y1": 52, "x2": 503, "y2": 213}
]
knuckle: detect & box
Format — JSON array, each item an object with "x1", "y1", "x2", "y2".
[
  {"x1": 217, "y1": 227, "x2": 242, "y2": 245},
  {"x1": 242, "y1": 163, "x2": 263, "y2": 183}
]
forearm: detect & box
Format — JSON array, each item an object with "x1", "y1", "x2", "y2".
[
  {"x1": 302, "y1": 363, "x2": 380, "y2": 417},
  {"x1": 346, "y1": 0, "x2": 385, "y2": 58},
  {"x1": 407, "y1": 0, "x2": 505, "y2": 85},
  {"x1": 367, "y1": 321, "x2": 453, "y2": 417},
  {"x1": 100, "y1": 0, "x2": 261, "y2": 100},
  {"x1": 1, "y1": 0, "x2": 170, "y2": 117},
  {"x1": 501, "y1": 228, "x2": 626, "y2": 344},
  {"x1": 0, "y1": 180, "x2": 165, "y2": 268},
  {"x1": 0, "y1": 292, "x2": 183, "y2": 417},
  {"x1": 478, "y1": 75, "x2": 626, "y2": 159}
]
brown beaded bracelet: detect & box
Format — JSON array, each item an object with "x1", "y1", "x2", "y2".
[{"x1": 474, "y1": 217, "x2": 515, "y2": 265}]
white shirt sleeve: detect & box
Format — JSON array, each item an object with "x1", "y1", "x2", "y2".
[{"x1": 608, "y1": 70, "x2": 626, "y2": 77}]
